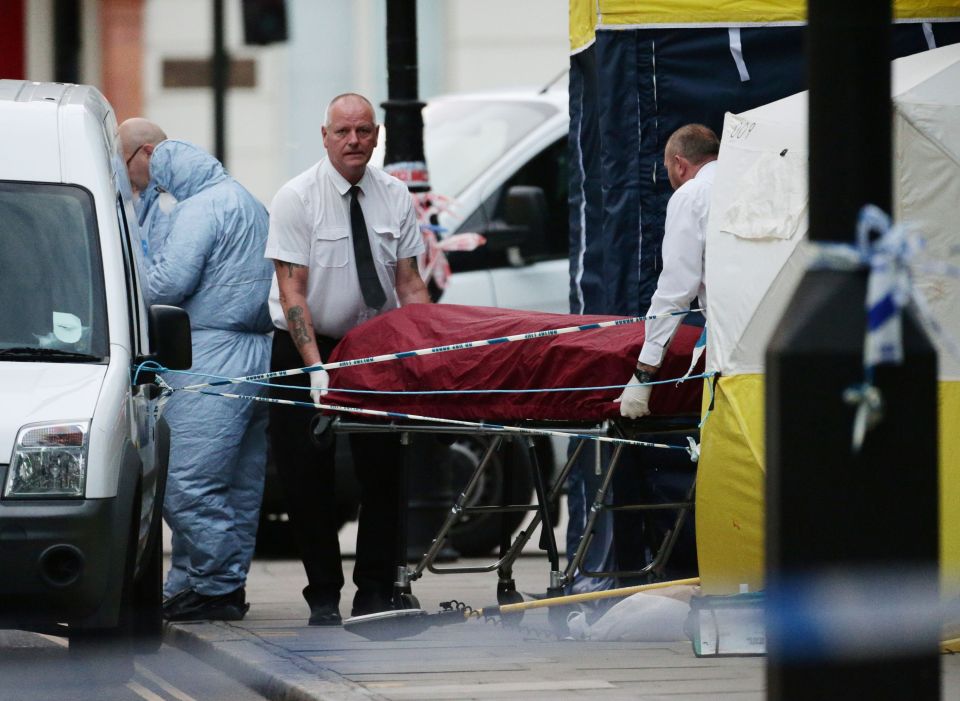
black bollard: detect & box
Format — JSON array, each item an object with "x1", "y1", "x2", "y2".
[{"x1": 765, "y1": 2, "x2": 940, "y2": 698}]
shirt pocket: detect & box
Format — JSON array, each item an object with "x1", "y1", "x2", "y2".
[
  {"x1": 373, "y1": 225, "x2": 401, "y2": 267},
  {"x1": 312, "y1": 227, "x2": 350, "y2": 268}
]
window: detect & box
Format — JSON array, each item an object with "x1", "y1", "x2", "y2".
[
  {"x1": 448, "y1": 137, "x2": 569, "y2": 273},
  {"x1": 0, "y1": 183, "x2": 108, "y2": 358},
  {"x1": 424, "y1": 98, "x2": 560, "y2": 199}
]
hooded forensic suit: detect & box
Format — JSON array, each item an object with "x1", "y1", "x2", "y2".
[{"x1": 144, "y1": 140, "x2": 273, "y2": 597}]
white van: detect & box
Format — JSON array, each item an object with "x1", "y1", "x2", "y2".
[{"x1": 0, "y1": 81, "x2": 191, "y2": 653}]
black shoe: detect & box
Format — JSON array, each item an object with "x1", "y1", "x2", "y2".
[
  {"x1": 351, "y1": 591, "x2": 395, "y2": 618},
  {"x1": 162, "y1": 588, "x2": 193, "y2": 612},
  {"x1": 163, "y1": 588, "x2": 249, "y2": 622},
  {"x1": 308, "y1": 602, "x2": 342, "y2": 626}
]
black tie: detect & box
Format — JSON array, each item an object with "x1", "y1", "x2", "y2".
[{"x1": 349, "y1": 186, "x2": 386, "y2": 310}]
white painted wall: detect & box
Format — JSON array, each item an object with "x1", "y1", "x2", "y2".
[
  {"x1": 428, "y1": 0, "x2": 568, "y2": 95},
  {"x1": 142, "y1": 0, "x2": 287, "y2": 205},
  {"x1": 139, "y1": 0, "x2": 566, "y2": 204}
]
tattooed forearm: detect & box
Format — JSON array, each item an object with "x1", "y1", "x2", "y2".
[
  {"x1": 396, "y1": 256, "x2": 431, "y2": 305},
  {"x1": 284, "y1": 261, "x2": 307, "y2": 278},
  {"x1": 286, "y1": 306, "x2": 312, "y2": 349}
]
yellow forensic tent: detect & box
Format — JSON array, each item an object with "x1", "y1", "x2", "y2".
[{"x1": 701, "y1": 42, "x2": 960, "y2": 598}]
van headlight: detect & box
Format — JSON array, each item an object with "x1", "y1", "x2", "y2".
[{"x1": 4, "y1": 421, "x2": 89, "y2": 498}]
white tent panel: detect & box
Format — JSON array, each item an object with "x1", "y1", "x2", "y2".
[
  {"x1": 894, "y1": 113, "x2": 960, "y2": 379},
  {"x1": 706, "y1": 112, "x2": 808, "y2": 375},
  {"x1": 707, "y1": 43, "x2": 960, "y2": 379}
]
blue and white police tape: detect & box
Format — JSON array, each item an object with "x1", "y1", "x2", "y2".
[
  {"x1": 174, "y1": 307, "x2": 702, "y2": 394},
  {"x1": 146, "y1": 363, "x2": 714, "y2": 396},
  {"x1": 813, "y1": 204, "x2": 960, "y2": 451},
  {"x1": 168, "y1": 383, "x2": 700, "y2": 461}
]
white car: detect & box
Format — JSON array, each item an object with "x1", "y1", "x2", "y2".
[
  {"x1": 376, "y1": 80, "x2": 571, "y2": 312},
  {"x1": 0, "y1": 81, "x2": 191, "y2": 655}
]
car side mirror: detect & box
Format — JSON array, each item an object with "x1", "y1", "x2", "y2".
[
  {"x1": 143, "y1": 304, "x2": 192, "y2": 372},
  {"x1": 504, "y1": 186, "x2": 547, "y2": 242},
  {"x1": 481, "y1": 186, "x2": 548, "y2": 261}
]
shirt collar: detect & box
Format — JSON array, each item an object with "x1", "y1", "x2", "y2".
[
  {"x1": 695, "y1": 160, "x2": 717, "y2": 179},
  {"x1": 323, "y1": 158, "x2": 370, "y2": 197}
]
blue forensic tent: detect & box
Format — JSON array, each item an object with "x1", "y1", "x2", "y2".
[
  {"x1": 568, "y1": 1, "x2": 960, "y2": 316},
  {"x1": 567, "y1": 0, "x2": 960, "y2": 593}
]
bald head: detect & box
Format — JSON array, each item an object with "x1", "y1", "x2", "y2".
[
  {"x1": 324, "y1": 93, "x2": 376, "y2": 128},
  {"x1": 663, "y1": 124, "x2": 719, "y2": 190},
  {"x1": 119, "y1": 118, "x2": 167, "y2": 192}
]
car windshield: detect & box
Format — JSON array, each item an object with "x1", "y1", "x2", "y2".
[
  {"x1": 423, "y1": 98, "x2": 559, "y2": 198},
  {"x1": 0, "y1": 182, "x2": 108, "y2": 360}
]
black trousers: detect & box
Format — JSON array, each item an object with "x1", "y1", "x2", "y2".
[{"x1": 268, "y1": 329, "x2": 402, "y2": 609}]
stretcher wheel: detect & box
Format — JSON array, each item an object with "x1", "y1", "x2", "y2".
[
  {"x1": 496, "y1": 588, "x2": 524, "y2": 607},
  {"x1": 397, "y1": 592, "x2": 420, "y2": 610}
]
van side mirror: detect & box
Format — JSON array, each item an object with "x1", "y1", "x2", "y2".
[
  {"x1": 145, "y1": 305, "x2": 192, "y2": 371},
  {"x1": 481, "y1": 186, "x2": 548, "y2": 260}
]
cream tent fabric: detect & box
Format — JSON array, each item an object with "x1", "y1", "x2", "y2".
[
  {"x1": 698, "y1": 43, "x2": 960, "y2": 595},
  {"x1": 708, "y1": 42, "x2": 960, "y2": 379}
]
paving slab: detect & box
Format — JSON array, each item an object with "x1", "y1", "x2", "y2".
[{"x1": 165, "y1": 555, "x2": 960, "y2": 700}]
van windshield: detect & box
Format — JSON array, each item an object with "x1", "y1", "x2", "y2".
[
  {"x1": 423, "y1": 98, "x2": 559, "y2": 198},
  {"x1": 0, "y1": 183, "x2": 108, "y2": 360}
]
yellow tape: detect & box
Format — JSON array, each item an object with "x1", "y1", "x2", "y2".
[{"x1": 568, "y1": 0, "x2": 960, "y2": 36}]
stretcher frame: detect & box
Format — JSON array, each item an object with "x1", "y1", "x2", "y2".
[{"x1": 331, "y1": 414, "x2": 699, "y2": 605}]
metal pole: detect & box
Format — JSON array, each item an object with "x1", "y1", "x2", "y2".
[
  {"x1": 212, "y1": 0, "x2": 228, "y2": 165},
  {"x1": 381, "y1": 0, "x2": 456, "y2": 561},
  {"x1": 382, "y1": 0, "x2": 429, "y2": 191},
  {"x1": 53, "y1": 0, "x2": 81, "y2": 84},
  {"x1": 765, "y1": 2, "x2": 939, "y2": 698}
]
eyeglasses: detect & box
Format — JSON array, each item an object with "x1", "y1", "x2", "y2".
[{"x1": 125, "y1": 144, "x2": 145, "y2": 168}]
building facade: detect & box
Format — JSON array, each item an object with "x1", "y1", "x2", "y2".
[{"x1": 2, "y1": 0, "x2": 567, "y2": 203}]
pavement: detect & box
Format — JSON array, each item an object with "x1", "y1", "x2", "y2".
[
  {"x1": 163, "y1": 554, "x2": 759, "y2": 701},
  {"x1": 158, "y1": 509, "x2": 960, "y2": 701},
  {"x1": 159, "y1": 544, "x2": 960, "y2": 701}
]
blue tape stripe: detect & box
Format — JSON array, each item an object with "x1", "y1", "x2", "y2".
[
  {"x1": 142, "y1": 364, "x2": 714, "y2": 395},
  {"x1": 694, "y1": 326, "x2": 707, "y2": 349},
  {"x1": 867, "y1": 293, "x2": 897, "y2": 331}
]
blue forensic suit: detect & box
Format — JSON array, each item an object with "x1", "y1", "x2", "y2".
[
  {"x1": 137, "y1": 182, "x2": 177, "y2": 258},
  {"x1": 144, "y1": 140, "x2": 273, "y2": 597}
]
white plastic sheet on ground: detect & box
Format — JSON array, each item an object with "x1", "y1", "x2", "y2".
[{"x1": 565, "y1": 585, "x2": 698, "y2": 642}]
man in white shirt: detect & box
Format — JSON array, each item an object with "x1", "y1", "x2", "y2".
[
  {"x1": 265, "y1": 93, "x2": 430, "y2": 626},
  {"x1": 619, "y1": 124, "x2": 718, "y2": 418}
]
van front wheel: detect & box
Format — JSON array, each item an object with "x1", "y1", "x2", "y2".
[
  {"x1": 131, "y1": 521, "x2": 164, "y2": 653},
  {"x1": 70, "y1": 490, "x2": 164, "y2": 662}
]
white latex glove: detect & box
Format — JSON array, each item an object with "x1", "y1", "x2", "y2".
[
  {"x1": 617, "y1": 373, "x2": 653, "y2": 419},
  {"x1": 308, "y1": 362, "x2": 329, "y2": 404}
]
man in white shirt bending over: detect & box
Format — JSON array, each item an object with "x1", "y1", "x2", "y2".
[{"x1": 619, "y1": 124, "x2": 719, "y2": 419}]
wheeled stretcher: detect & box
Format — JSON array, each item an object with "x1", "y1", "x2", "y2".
[{"x1": 321, "y1": 304, "x2": 705, "y2": 605}]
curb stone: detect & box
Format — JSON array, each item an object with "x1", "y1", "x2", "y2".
[{"x1": 165, "y1": 621, "x2": 382, "y2": 701}]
